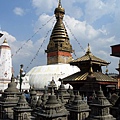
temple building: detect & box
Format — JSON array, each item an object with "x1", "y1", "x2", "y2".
[
  {"x1": 0, "y1": 38, "x2": 12, "y2": 91},
  {"x1": 110, "y1": 44, "x2": 120, "y2": 89},
  {"x1": 62, "y1": 44, "x2": 118, "y2": 96},
  {"x1": 110, "y1": 44, "x2": 120, "y2": 57},
  {"x1": 116, "y1": 60, "x2": 120, "y2": 89},
  {"x1": 26, "y1": 0, "x2": 80, "y2": 89},
  {"x1": 0, "y1": 1, "x2": 119, "y2": 120}
]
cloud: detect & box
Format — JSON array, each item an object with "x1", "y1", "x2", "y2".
[
  {"x1": 13, "y1": 7, "x2": 25, "y2": 16},
  {"x1": 32, "y1": 0, "x2": 83, "y2": 19},
  {"x1": 34, "y1": 14, "x2": 100, "y2": 42},
  {"x1": 0, "y1": 31, "x2": 16, "y2": 44},
  {"x1": 34, "y1": 13, "x2": 55, "y2": 33},
  {"x1": 84, "y1": 0, "x2": 116, "y2": 23},
  {"x1": 32, "y1": 0, "x2": 57, "y2": 15}
]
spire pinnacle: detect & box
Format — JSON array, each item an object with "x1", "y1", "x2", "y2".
[
  {"x1": 105, "y1": 66, "x2": 108, "y2": 75},
  {"x1": 58, "y1": 0, "x2": 62, "y2": 7},
  {"x1": 86, "y1": 43, "x2": 91, "y2": 55},
  {"x1": 11, "y1": 73, "x2": 15, "y2": 82},
  {"x1": 3, "y1": 38, "x2": 7, "y2": 43},
  {"x1": 54, "y1": 0, "x2": 65, "y2": 19},
  {"x1": 51, "y1": 87, "x2": 54, "y2": 95}
]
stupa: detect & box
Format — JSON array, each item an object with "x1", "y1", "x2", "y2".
[{"x1": 26, "y1": 0, "x2": 80, "y2": 89}]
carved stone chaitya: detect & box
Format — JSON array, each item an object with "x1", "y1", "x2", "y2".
[
  {"x1": 35, "y1": 88, "x2": 69, "y2": 120},
  {"x1": 86, "y1": 86, "x2": 116, "y2": 120},
  {"x1": 57, "y1": 80, "x2": 70, "y2": 102},
  {"x1": 110, "y1": 95, "x2": 120, "y2": 120},
  {"x1": 0, "y1": 74, "x2": 20, "y2": 119},
  {"x1": 30, "y1": 87, "x2": 37, "y2": 109},
  {"x1": 13, "y1": 94, "x2": 33, "y2": 120},
  {"x1": 66, "y1": 91, "x2": 90, "y2": 120},
  {"x1": 48, "y1": 78, "x2": 57, "y2": 93}
]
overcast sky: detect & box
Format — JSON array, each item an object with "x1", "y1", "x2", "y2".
[{"x1": 0, "y1": 0, "x2": 120, "y2": 76}]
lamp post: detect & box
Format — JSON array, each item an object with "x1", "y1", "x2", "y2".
[{"x1": 19, "y1": 64, "x2": 25, "y2": 92}]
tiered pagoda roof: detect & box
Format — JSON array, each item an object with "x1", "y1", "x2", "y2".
[
  {"x1": 70, "y1": 44, "x2": 109, "y2": 66},
  {"x1": 62, "y1": 44, "x2": 117, "y2": 84},
  {"x1": 62, "y1": 71, "x2": 117, "y2": 83}
]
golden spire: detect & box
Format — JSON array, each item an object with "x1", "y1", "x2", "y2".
[
  {"x1": 54, "y1": 0, "x2": 65, "y2": 19},
  {"x1": 58, "y1": 0, "x2": 62, "y2": 7},
  {"x1": 105, "y1": 66, "x2": 108, "y2": 75},
  {"x1": 86, "y1": 43, "x2": 91, "y2": 55},
  {"x1": 3, "y1": 38, "x2": 7, "y2": 43},
  {"x1": 45, "y1": 0, "x2": 73, "y2": 65}
]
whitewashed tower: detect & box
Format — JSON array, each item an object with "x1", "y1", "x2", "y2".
[{"x1": 0, "y1": 38, "x2": 12, "y2": 91}]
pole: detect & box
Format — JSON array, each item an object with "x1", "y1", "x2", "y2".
[{"x1": 20, "y1": 64, "x2": 24, "y2": 92}]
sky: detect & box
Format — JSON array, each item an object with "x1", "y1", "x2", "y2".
[{"x1": 0, "y1": 0, "x2": 120, "y2": 76}]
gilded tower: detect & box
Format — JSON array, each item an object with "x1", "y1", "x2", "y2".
[{"x1": 45, "y1": 0, "x2": 73, "y2": 65}]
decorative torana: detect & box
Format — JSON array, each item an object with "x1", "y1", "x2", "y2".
[{"x1": 45, "y1": 0, "x2": 73, "y2": 65}]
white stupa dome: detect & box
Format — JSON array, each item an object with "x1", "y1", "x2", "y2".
[{"x1": 26, "y1": 63, "x2": 80, "y2": 89}]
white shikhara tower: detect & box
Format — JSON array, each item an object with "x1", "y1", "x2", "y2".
[{"x1": 0, "y1": 39, "x2": 12, "y2": 91}]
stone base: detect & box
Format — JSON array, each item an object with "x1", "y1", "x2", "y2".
[{"x1": 86, "y1": 115, "x2": 116, "y2": 120}]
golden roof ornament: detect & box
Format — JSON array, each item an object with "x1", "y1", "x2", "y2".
[
  {"x1": 58, "y1": 0, "x2": 62, "y2": 7},
  {"x1": 54, "y1": 0, "x2": 65, "y2": 19},
  {"x1": 86, "y1": 43, "x2": 92, "y2": 55},
  {"x1": 3, "y1": 38, "x2": 7, "y2": 43},
  {"x1": 105, "y1": 66, "x2": 108, "y2": 75}
]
